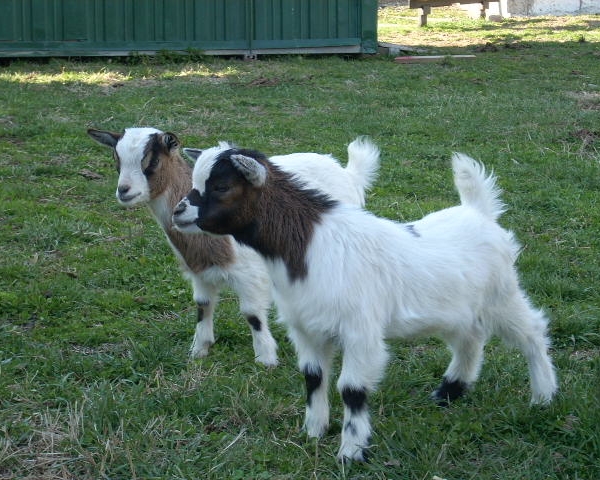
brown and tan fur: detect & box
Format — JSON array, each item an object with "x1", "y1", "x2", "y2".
[{"x1": 87, "y1": 128, "x2": 278, "y2": 365}]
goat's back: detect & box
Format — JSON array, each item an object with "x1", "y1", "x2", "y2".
[
  {"x1": 272, "y1": 202, "x2": 520, "y2": 340},
  {"x1": 270, "y1": 152, "x2": 364, "y2": 206}
]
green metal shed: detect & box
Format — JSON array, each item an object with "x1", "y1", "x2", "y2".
[{"x1": 0, "y1": 0, "x2": 378, "y2": 57}]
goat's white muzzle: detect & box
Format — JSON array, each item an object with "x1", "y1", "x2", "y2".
[{"x1": 116, "y1": 187, "x2": 145, "y2": 206}]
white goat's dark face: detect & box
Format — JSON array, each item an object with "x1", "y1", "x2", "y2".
[
  {"x1": 172, "y1": 144, "x2": 226, "y2": 233},
  {"x1": 173, "y1": 147, "x2": 266, "y2": 236}
]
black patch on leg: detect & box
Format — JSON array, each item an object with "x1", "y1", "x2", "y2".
[
  {"x1": 341, "y1": 387, "x2": 370, "y2": 462},
  {"x1": 196, "y1": 304, "x2": 205, "y2": 323},
  {"x1": 343, "y1": 421, "x2": 357, "y2": 436},
  {"x1": 303, "y1": 366, "x2": 323, "y2": 406},
  {"x1": 341, "y1": 386, "x2": 367, "y2": 413},
  {"x1": 433, "y1": 377, "x2": 468, "y2": 406},
  {"x1": 246, "y1": 315, "x2": 262, "y2": 331}
]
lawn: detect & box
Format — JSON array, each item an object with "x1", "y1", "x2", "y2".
[{"x1": 1, "y1": 6, "x2": 599, "y2": 480}]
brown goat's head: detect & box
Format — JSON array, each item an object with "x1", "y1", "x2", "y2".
[{"x1": 87, "y1": 127, "x2": 182, "y2": 206}]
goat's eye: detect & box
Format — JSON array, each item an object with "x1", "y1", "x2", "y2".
[{"x1": 213, "y1": 184, "x2": 229, "y2": 193}]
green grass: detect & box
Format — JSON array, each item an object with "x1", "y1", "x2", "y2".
[{"x1": 1, "y1": 7, "x2": 599, "y2": 479}]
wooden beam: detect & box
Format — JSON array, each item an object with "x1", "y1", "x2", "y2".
[
  {"x1": 408, "y1": 1, "x2": 498, "y2": 25},
  {"x1": 409, "y1": 0, "x2": 490, "y2": 8},
  {"x1": 395, "y1": 55, "x2": 476, "y2": 63}
]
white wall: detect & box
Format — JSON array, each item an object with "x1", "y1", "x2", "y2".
[
  {"x1": 464, "y1": 0, "x2": 600, "y2": 17},
  {"x1": 507, "y1": 0, "x2": 600, "y2": 15}
]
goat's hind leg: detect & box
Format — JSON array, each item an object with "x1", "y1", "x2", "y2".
[
  {"x1": 187, "y1": 273, "x2": 221, "y2": 358},
  {"x1": 228, "y1": 256, "x2": 278, "y2": 367},
  {"x1": 243, "y1": 310, "x2": 278, "y2": 367},
  {"x1": 433, "y1": 325, "x2": 486, "y2": 406},
  {"x1": 238, "y1": 291, "x2": 278, "y2": 367},
  {"x1": 495, "y1": 291, "x2": 557, "y2": 404}
]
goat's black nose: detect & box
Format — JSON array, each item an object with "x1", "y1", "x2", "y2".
[
  {"x1": 173, "y1": 200, "x2": 187, "y2": 216},
  {"x1": 118, "y1": 185, "x2": 130, "y2": 194}
]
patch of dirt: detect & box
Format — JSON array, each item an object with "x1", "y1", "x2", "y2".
[{"x1": 571, "y1": 129, "x2": 599, "y2": 144}]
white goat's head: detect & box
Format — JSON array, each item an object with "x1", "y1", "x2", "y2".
[
  {"x1": 87, "y1": 127, "x2": 181, "y2": 206},
  {"x1": 172, "y1": 145, "x2": 268, "y2": 235}
]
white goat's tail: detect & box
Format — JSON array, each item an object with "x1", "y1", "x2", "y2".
[
  {"x1": 452, "y1": 152, "x2": 506, "y2": 220},
  {"x1": 345, "y1": 136, "x2": 380, "y2": 197}
]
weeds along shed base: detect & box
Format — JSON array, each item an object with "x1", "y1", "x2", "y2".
[{"x1": 0, "y1": 0, "x2": 378, "y2": 58}]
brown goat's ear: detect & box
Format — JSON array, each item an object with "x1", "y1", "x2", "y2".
[
  {"x1": 162, "y1": 132, "x2": 180, "y2": 151},
  {"x1": 183, "y1": 148, "x2": 202, "y2": 161},
  {"x1": 230, "y1": 154, "x2": 267, "y2": 187},
  {"x1": 87, "y1": 129, "x2": 122, "y2": 148}
]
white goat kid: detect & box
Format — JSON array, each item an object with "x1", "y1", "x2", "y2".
[
  {"x1": 87, "y1": 128, "x2": 379, "y2": 366},
  {"x1": 172, "y1": 145, "x2": 557, "y2": 462}
]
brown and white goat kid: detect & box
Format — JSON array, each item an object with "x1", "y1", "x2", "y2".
[
  {"x1": 87, "y1": 128, "x2": 379, "y2": 366},
  {"x1": 172, "y1": 145, "x2": 557, "y2": 462}
]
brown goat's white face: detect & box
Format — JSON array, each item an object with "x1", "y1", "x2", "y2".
[{"x1": 113, "y1": 127, "x2": 162, "y2": 206}]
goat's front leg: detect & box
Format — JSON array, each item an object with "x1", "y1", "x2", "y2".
[
  {"x1": 189, "y1": 279, "x2": 219, "y2": 358},
  {"x1": 189, "y1": 300, "x2": 217, "y2": 358},
  {"x1": 337, "y1": 336, "x2": 389, "y2": 462},
  {"x1": 288, "y1": 327, "x2": 334, "y2": 438}
]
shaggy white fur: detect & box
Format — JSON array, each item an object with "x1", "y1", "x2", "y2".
[
  {"x1": 89, "y1": 128, "x2": 379, "y2": 367},
  {"x1": 174, "y1": 144, "x2": 557, "y2": 462}
]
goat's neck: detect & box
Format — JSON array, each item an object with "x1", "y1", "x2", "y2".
[
  {"x1": 148, "y1": 188, "x2": 189, "y2": 233},
  {"x1": 146, "y1": 154, "x2": 192, "y2": 230},
  {"x1": 234, "y1": 178, "x2": 336, "y2": 282},
  {"x1": 147, "y1": 157, "x2": 234, "y2": 272}
]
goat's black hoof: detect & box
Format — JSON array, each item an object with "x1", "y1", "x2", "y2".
[
  {"x1": 338, "y1": 448, "x2": 371, "y2": 464},
  {"x1": 432, "y1": 377, "x2": 468, "y2": 407}
]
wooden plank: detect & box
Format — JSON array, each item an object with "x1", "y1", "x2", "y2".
[
  {"x1": 395, "y1": 55, "x2": 476, "y2": 63},
  {"x1": 409, "y1": 0, "x2": 488, "y2": 8}
]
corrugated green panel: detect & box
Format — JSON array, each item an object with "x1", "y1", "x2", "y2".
[
  {"x1": 0, "y1": 0, "x2": 377, "y2": 57},
  {"x1": 0, "y1": 0, "x2": 17, "y2": 42},
  {"x1": 85, "y1": 0, "x2": 249, "y2": 47},
  {"x1": 251, "y1": 0, "x2": 371, "y2": 50}
]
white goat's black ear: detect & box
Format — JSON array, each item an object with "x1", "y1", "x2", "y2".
[
  {"x1": 183, "y1": 148, "x2": 203, "y2": 161},
  {"x1": 162, "y1": 132, "x2": 180, "y2": 151},
  {"x1": 230, "y1": 154, "x2": 267, "y2": 187},
  {"x1": 87, "y1": 129, "x2": 121, "y2": 148}
]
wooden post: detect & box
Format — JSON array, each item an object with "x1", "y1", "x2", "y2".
[
  {"x1": 418, "y1": 6, "x2": 431, "y2": 26},
  {"x1": 481, "y1": 1, "x2": 490, "y2": 18}
]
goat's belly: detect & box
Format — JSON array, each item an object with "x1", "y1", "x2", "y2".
[
  {"x1": 384, "y1": 314, "x2": 447, "y2": 340},
  {"x1": 384, "y1": 296, "x2": 481, "y2": 341}
]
